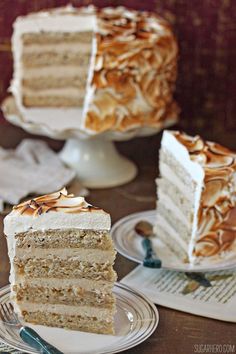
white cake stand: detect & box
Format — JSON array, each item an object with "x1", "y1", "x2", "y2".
[{"x1": 2, "y1": 96, "x2": 173, "y2": 188}]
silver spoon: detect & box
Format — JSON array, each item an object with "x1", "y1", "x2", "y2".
[{"x1": 135, "y1": 221, "x2": 162, "y2": 268}]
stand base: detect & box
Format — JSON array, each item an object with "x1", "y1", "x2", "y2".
[{"x1": 60, "y1": 138, "x2": 137, "y2": 188}]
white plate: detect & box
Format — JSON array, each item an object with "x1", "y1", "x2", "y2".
[
  {"x1": 0, "y1": 283, "x2": 158, "y2": 354},
  {"x1": 111, "y1": 210, "x2": 236, "y2": 273}
]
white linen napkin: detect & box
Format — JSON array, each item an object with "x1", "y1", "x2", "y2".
[{"x1": 0, "y1": 139, "x2": 86, "y2": 212}]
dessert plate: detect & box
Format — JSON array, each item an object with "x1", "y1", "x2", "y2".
[
  {"x1": 0, "y1": 283, "x2": 158, "y2": 354},
  {"x1": 111, "y1": 210, "x2": 236, "y2": 273}
]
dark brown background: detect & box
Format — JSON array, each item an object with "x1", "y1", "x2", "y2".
[{"x1": 0, "y1": 0, "x2": 236, "y2": 144}]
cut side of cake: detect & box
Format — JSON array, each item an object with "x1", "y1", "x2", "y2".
[
  {"x1": 4, "y1": 188, "x2": 117, "y2": 334},
  {"x1": 9, "y1": 5, "x2": 179, "y2": 133},
  {"x1": 155, "y1": 130, "x2": 236, "y2": 265}
]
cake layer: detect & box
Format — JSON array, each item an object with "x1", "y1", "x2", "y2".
[
  {"x1": 22, "y1": 86, "x2": 86, "y2": 97},
  {"x1": 23, "y1": 66, "x2": 88, "y2": 79},
  {"x1": 14, "y1": 284, "x2": 115, "y2": 308},
  {"x1": 160, "y1": 149, "x2": 197, "y2": 197},
  {"x1": 156, "y1": 178, "x2": 194, "y2": 224},
  {"x1": 157, "y1": 188, "x2": 191, "y2": 228},
  {"x1": 22, "y1": 51, "x2": 91, "y2": 67},
  {"x1": 13, "y1": 277, "x2": 114, "y2": 293},
  {"x1": 22, "y1": 42, "x2": 92, "y2": 53},
  {"x1": 22, "y1": 95, "x2": 82, "y2": 107},
  {"x1": 22, "y1": 76, "x2": 88, "y2": 90},
  {"x1": 15, "y1": 229, "x2": 113, "y2": 250},
  {"x1": 157, "y1": 202, "x2": 190, "y2": 243},
  {"x1": 21, "y1": 311, "x2": 114, "y2": 334},
  {"x1": 14, "y1": 248, "x2": 116, "y2": 263},
  {"x1": 22, "y1": 31, "x2": 94, "y2": 45},
  {"x1": 14, "y1": 258, "x2": 117, "y2": 281},
  {"x1": 156, "y1": 214, "x2": 188, "y2": 253}
]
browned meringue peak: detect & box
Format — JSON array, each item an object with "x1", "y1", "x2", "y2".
[
  {"x1": 201, "y1": 179, "x2": 230, "y2": 208},
  {"x1": 13, "y1": 188, "x2": 102, "y2": 217},
  {"x1": 173, "y1": 131, "x2": 236, "y2": 170},
  {"x1": 195, "y1": 206, "x2": 236, "y2": 257},
  {"x1": 173, "y1": 131, "x2": 236, "y2": 211},
  {"x1": 196, "y1": 204, "x2": 236, "y2": 257}
]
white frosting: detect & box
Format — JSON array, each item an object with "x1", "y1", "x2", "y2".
[
  {"x1": 4, "y1": 209, "x2": 110, "y2": 235},
  {"x1": 161, "y1": 131, "x2": 204, "y2": 183},
  {"x1": 13, "y1": 7, "x2": 96, "y2": 34},
  {"x1": 81, "y1": 31, "x2": 97, "y2": 129}
]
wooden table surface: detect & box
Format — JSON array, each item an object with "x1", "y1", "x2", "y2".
[{"x1": 0, "y1": 124, "x2": 235, "y2": 354}]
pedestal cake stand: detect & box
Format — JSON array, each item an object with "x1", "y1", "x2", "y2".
[{"x1": 2, "y1": 96, "x2": 171, "y2": 188}]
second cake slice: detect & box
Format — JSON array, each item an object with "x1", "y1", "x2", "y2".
[{"x1": 4, "y1": 188, "x2": 117, "y2": 334}]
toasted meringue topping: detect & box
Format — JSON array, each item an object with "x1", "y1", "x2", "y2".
[
  {"x1": 172, "y1": 131, "x2": 236, "y2": 258},
  {"x1": 173, "y1": 131, "x2": 236, "y2": 170},
  {"x1": 12, "y1": 188, "x2": 102, "y2": 217},
  {"x1": 88, "y1": 7, "x2": 178, "y2": 132}
]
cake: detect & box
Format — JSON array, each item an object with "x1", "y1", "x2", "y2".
[
  {"x1": 4, "y1": 188, "x2": 117, "y2": 334},
  {"x1": 8, "y1": 5, "x2": 178, "y2": 133},
  {"x1": 155, "y1": 130, "x2": 236, "y2": 265}
]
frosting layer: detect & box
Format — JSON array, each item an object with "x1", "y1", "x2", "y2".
[{"x1": 4, "y1": 188, "x2": 111, "y2": 237}]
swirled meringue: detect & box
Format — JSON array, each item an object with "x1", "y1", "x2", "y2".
[
  {"x1": 173, "y1": 131, "x2": 236, "y2": 259},
  {"x1": 4, "y1": 188, "x2": 111, "y2": 235}
]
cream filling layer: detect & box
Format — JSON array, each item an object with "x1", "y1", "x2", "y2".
[
  {"x1": 12, "y1": 276, "x2": 114, "y2": 293},
  {"x1": 23, "y1": 87, "x2": 85, "y2": 97},
  {"x1": 15, "y1": 248, "x2": 116, "y2": 263},
  {"x1": 16, "y1": 302, "x2": 115, "y2": 320},
  {"x1": 158, "y1": 189, "x2": 190, "y2": 227},
  {"x1": 156, "y1": 214, "x2": 188, "y2": 252}
]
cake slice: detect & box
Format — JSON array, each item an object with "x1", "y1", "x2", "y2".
[
  {"x1": 4, "y1": 188, "x2": 117, "y2": 334},
  {"x1": 155, "y1": 130, "x2": 236, "y2": 265}
]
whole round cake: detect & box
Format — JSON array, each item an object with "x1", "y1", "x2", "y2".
[{"x1": 9, "y1": 5, "x2": 178, "y2": 134}]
